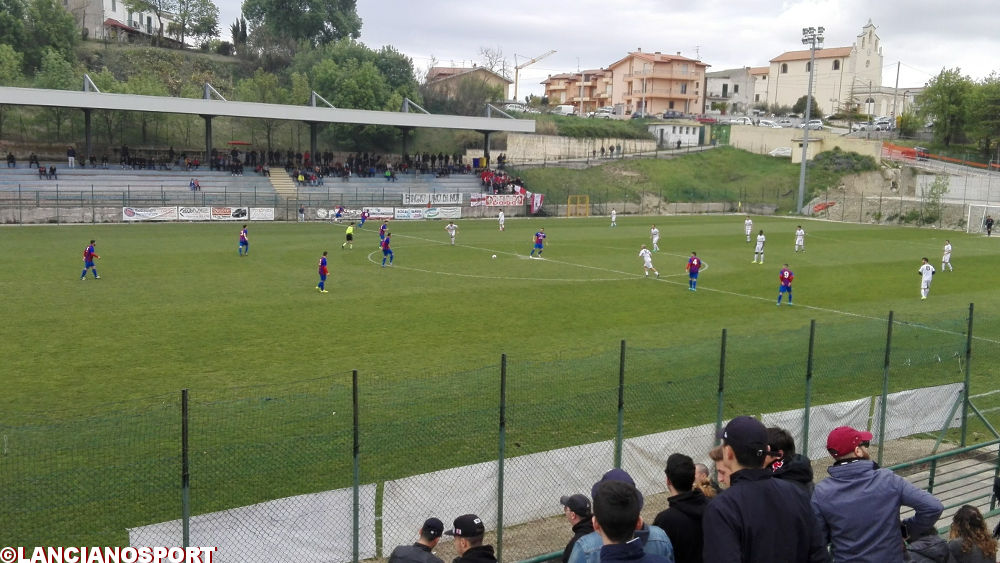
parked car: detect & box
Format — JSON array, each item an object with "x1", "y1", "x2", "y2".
[
  {"x1": 502, "y1": 103, "x2": 527, "y2": 113},
  {"x1": 799, "y1": 119, "x2": 823, "y2": 130},
  {"x1": 729, "y1": 116, "x2": 753, "y2": 125},
  {"x1": 777, "y1": 119, "x2": 794, "y2": 127},
  {"x1": 630, "y1": 111, "x2": 652, "y2": 119},
  {"x1": 874, "y1": 118, "x2": 894, "y2": 131},
  {"x1": 696, "y1": 115, "x2": 719, "y2": 124},
  {"x1": 589, "y1": 106, "x2": 614, "y2": 119},
  {"x1": 662, "y1": 110, "x2": 684, "y2": 119},
  {"x1": 757, "y1": 120, "x2": 782, "y2": 128}
]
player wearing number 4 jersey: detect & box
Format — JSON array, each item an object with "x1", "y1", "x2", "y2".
[
  {"x1": 777, "y1": 265, "x2": 793, "y2": 305},
  {"x1": 686, "y1": 252, "x2": 702, "y2": 291}
]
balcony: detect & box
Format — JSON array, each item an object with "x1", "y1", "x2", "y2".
[
  {"x1": 624, "y1": 69, "x2": 699, "y2": 81},
  {"x1": 626, "y1": 88, "x2": 698, "y2": 100}
]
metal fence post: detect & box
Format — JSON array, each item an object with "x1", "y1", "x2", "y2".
[
  {"x1": 181, "y1": 388, "x2": 190, "y2": 548},
  {"x1": 962, "y1": 303, "x2": 974, "y2": 446},
  {"x1": 716, "y1": 329, "x2": 727, "y2": 440},
  {"x1": 803, "y1": 320, "x2": 816, "y2": 455},
  {"x1": 615, "y1": 340, "x2": 625, "y2": 469},
  {"x1": 352, "y1": 369, "x2": 360, "y2": 563},
  {"x1": 497, "y1": 354, "x2": 507, "y2": 563},
  {"x1": 878, "y1": 311, "x2": 894, "y2": 465}
]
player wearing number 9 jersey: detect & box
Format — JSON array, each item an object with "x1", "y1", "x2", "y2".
[{"x1": 777, "y1": 265, "x2": 794, "y2": 306}]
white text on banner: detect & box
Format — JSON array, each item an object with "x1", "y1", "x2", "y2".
[{"x1": 122, "y1": 207, "x2": 179, "y2": 221}]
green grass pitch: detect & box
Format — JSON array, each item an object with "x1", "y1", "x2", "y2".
[{"x1": 3, "y1": 214, "x2": 1000, "y2": 545}]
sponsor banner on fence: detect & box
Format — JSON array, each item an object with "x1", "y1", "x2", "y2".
[
  {"x1": 249, "y1": 208, "x2": 275, "y2": 221},
  {"x1": 394, "y1": 208, "x2": 426, "y2": 220},
  {"x1": 178, "y1": 206, "x2": 211, "y2": 221},
  {"x1": 211, "y1": 207, "x2": 250, "y2": 221},
  {"x1": 394, "y1": 207, "x2": 462, "y2": 220},
  {"x1": 122, "y1": 207, "x2": 178, "y2": 221},
  {"x1": 485, "y1": 194, "x2": 524, "y2": 207},
  {"x1": 315, "y1": 208, "x2": 362, "y2": 220},
  {"x1": 401, "y1": 193, "x2": 463, "y2": 205},
  {"x1": 363, "y1": 207, "x2": 395, "y2": 219},
  {"x1": 470, "y1": 194, "x2": 486, "y2": 207}
]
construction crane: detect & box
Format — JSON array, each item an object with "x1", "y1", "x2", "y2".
[{"x1": 513, "y1": 49, "x2": 556, "y2": 103}]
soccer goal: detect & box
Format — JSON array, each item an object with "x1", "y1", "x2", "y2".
[
  {"x1": 966, "y1": 204, "x2": 1000, "y2": 234},
  {"x1": 567, "y1": 195, "x2": 591, "y2": 217}
]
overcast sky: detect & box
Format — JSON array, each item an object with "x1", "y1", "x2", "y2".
[{"x1": 216, "y1": 0, "x2": 999, "y2": 101}]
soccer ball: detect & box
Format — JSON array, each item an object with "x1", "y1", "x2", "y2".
[{"x1": 491, "y1": 254, "x2": 497, "y2": 259}]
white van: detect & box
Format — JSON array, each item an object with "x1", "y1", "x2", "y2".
[{"x1": 552, "y1": 104, "x2": 577, "y2": 116}]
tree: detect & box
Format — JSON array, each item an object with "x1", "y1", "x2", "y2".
[
  {"x1": 0, "y1": 44, "x2": 24, "y2": 139},
  {"x1": 23, "y1": 0, "x2": 78, "y2": 72},
  {"x1": 918, "y1": 68, "x2": 973, "y2": 147},
  {"x1": 172, "y1": 0, "x2": 218, "y2": 46},
  {"x1": 242, "y1": 0, "x2": 360, "y2": 52},
  {"x1": 479, "y1": 45, "x2": 510, "y2": 79},
  {"x1": 0, "y1": 0, "x2": 28, "y2": 57},
  {"x1": 234, "y1": 69, "x2": 289, "y2": 150},
  {"x1": 792, "y1": 95, "x2": 822, "y2": 118},
  {"x1": 229, "y1": 17, "x2": 247, "y2": 56},
  {"x1": 33, "y1": 47, "x2": 77, "y2": 140},
  {"x1": 967, "y1": 73, "x2": 1000, "y2": 158}
]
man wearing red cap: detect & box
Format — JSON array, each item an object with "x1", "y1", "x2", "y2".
[{"x1": 811, "y1": 426, "x2": 944, "y2": 563}]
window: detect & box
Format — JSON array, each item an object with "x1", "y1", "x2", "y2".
[
  {"x1": 112, "y1": 0, "x2": 116, "y2": 10},
  {"x1": 722, "y1": 84, "x2": 728, "y2": 97},
  {"x1": 762, "y1": 75, "x2": 767, "y2": 80},
  {"x1": 781, "y1": 63, "x2": 788, "y2": 74},
  {"x1": 755, "y1": 94, "x2": 760, "y2": 102},
  {"x1": 833, "y1": 60, "x2": 840, "y2": 71},
  {"x1": 680, "y1": 83, "x2": 687, "y2": 94},
  {"x1": 734, "y1": 84, "x2": 739, "y2": 94},
  {"x1": 806, "y1": 62, "x2": 811, "y2": 72},
  {"x1": 668, "y1": 101, "x2": 675, "y2": 109},
  {"x1": 866, "y1": 60, "x2": 870, "y2": 68}
]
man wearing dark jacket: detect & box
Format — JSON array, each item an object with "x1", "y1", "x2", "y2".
[
  {"x1": 592, "y1": 480, "x2": 672, "y2": 563},
  {"x1": 703, "y1": 416, "x2": 828, "y2": 563},
  {"x1": 388, "y1": 517, "x2": 445, "y2": 563},
  {"x1": 653, "y1": 453, "x2": 708, "y2": 563},
  {"x1": 560, "y1": 493, "x2": 595, "y2": 563},
  {"x1": 766, "y1": 426, "x2": 815, "y2": 495},
  {"x1": 445, "y1": 514, "x2": 496, "y2": 563}
]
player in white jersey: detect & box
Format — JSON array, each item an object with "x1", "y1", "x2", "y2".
[
  {"x1": 752, "y1": 230, "x2": 766, "y2": 264},
  {"x1": 650, "y1": 225, "x2": 660, "y2": 252},
  {"x1": 942, "y1": 240, "x2": 953, "y2": 271},
  {"x1": 639, "y1": 244, "x2": 659, "y2": 278},
  {"x1": 918, "y1": 257, "x2": 936, "y2": 299},
  {"x1": 794, "y1": 226, "x2": 806, "y2": 252},
  {"x1": 611, "y1": 208, "x2": 617, "y2": 227},
  {"x1": 744, "y1": 216, "x2": 753, "y2": 243},
  {"x1": 498, "y1": 211, "x2": 505, "y2": 231},
  {"x1": 445, "y1": 222, "x2": 458, "y2": 245}
]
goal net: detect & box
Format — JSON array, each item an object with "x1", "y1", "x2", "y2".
[
  {"x1": 966, "y1": 204, "x2": 1000, "y2": 234},
  {"x1": 567, "y1": 195, "x2": 590, "y2": 217}
]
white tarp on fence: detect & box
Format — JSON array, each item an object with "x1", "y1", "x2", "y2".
[
  {"x1": 872, "y1": 383, "x2": 963, "y2": 444},
  {"x1": 128, "y1": 484, "x2": 377, "y2": 563},
  {"x1": 122, "y1": 207, "x2": 178, "y2": 221},
  {"x1": 761, "y1": 398, "x2": 872, "y2": 460},
  {"x1": 623, "y1": 423, "x2": 717, "y2": 497}
]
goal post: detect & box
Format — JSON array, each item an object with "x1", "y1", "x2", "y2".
[
  {"x1": 966, "y1": 204, "x2": 1000, "y2": 234},
  {"x1": 567, "y1": 195, "x2": 590, "y2": 217}
]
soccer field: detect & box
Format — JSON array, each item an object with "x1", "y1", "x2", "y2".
[{"x1": 4, "y1": 214, "x2": 1000, "y2": 545}]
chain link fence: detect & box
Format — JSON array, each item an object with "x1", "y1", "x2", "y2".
[{"x1": 3, "y1": 306, "x2": 998, "y2": 561}]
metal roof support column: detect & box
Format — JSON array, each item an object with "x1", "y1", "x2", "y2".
[
  {"x1": 308, "y1": 122, "x2": 318, "y2": 165},
  {"x1": 398, "y1": 127, "x2": 413, "y2": 162},
  {"x1": 83, "y1": 108, "x2": 93, "y2": 164},
  {"x1": 201, "y1": 115, "x2": 214, "y2": 163}
]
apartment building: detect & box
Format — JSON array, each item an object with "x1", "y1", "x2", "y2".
[
  {"x1": 607, "y1": 50, "x2": 708, "y2": 115},
  {"x1": 705, "y1": 67, "x2": 755, "y2": 114},
  {"x1": 540, "y1": 69, "x2": 610, "y2": 115}
]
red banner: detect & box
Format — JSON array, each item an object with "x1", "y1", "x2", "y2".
[{"x1": 485, "y1": 194, "x2": 524, "y2": 207}]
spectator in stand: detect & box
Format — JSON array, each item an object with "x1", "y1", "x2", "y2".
[
  {"x1": 567, "y1": 468, "x2": 674, "y2": 563},
  {"x1": 29, "y1": 152, "x2": 39, "y2": 168},
  {"x1": 387, "y1": 517, "x2": 444, "y2": 563},
  {"x1": 708, "y1": 445, "x2": 729, "y2": 488},
  {"x1": 812, "y1": 425, "x2": 944, "y2": 563},
  {"x1": 591, "y1": 480, "x2": 673, "y2": 563},
  {"x1": 765, "y1": 426, "x2": 814, "y2": 494},
  {"x1": 703, "y1": 416, "x2": 827, "y2": 563},
  {"x1": 947, "y1": 505, "x2": 996, "y2": 563},
  {"x1": 48, "y1": 165, "x2": 57, "y2": 180},
  {"x1": 653, "y1": 453, "x2": 709, "y2": 563},
  {"x1": 692, "y1": 463, "x2": 718, "y2": 498},
  {"x1": 190, "y1": 178, "x2": 197, "y2": 191},
  {"x1": 67, "y1": 146, "x2": 76, "y2": 168},
  {"x1": 6, "y1": 152, "x2": 15, "y2": 167},
  {"x1": 101, "y1": 154, "x2": 109, "y2": 169},
  {"x1": 560, "y1": 493, "x2": 594, "y2": 563},
  {"x1": 906, "y1": 522, "x2": 957, "y2": 563},
  {"x1": 444, "y1": 514, "x2": 495, "y2": 563},
  {"x1": 38, "y1": 165, "x2": 46, "y2": 179}
]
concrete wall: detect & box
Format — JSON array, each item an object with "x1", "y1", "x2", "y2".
[
  {"x1": 729, "y1": 125, "x2": 882, "y2": 161},
  {"x1": 497, "y1": 133, "x2": 656, "y2": 163}
]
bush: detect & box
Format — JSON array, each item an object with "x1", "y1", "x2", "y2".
[{"x1": 810, "y1": 147, "x2": 878, "y2": 174}]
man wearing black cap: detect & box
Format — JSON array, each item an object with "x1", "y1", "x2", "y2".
[
  {"x1": 560, "y1": 494, "x2": 595, "y2": 563},
  {"x1": 388, "y1": 517, "x2": 445, "y2": 563},
  {"x1": 811, "y1": 425, "x2": 943, "y2": 563},
  {"x1": 702, "y1": 416, "x2": 827, "y2": 563},
  {"x1": 445, "y1": 514, "x2": 495, "y2": 563}
]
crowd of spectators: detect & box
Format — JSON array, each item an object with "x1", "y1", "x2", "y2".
[
  {"x1": 480, "y1": 169, "x2": 525, "y2": 194},
  {"x1": 388, "y1": 420, "x2": 994, "y2": 563}
]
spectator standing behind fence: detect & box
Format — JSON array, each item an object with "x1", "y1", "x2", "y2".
[
  {"x1": 692, "y1": 463, "x2": 719, "y2": 498},
  {"x1": 560, "y1": 493, "x2": 595, "y2": 563},
  {"x1": 298, "y1": 205, "x2": 305, "y2": 222},
  {"x1": 652, "y1": 453, "x2": 708, "y2": 563},
  {"x1": 387, "y1": 517, "x2": 445, "y2": 563},
  {"x1": 567, "y1": 468, "x2": 674, "y2": 563},
  {"x1": 591, "y1": 480, "x2": 673, "y2": 563},
  {"x1": 702, "y1": 416, "x2": 827, "y2": 563},
  {"x1": 67, "y1": 146, "x2": 76, "y2": 168},
  {"x1": 444, "y1": 514, "x2": 495, "y2": 563},
  {"x1": 947, "y1": 505, "x2": 997, "y2": 563},
  {"x1": 765, "y1": 427, "x2": 812, "y2": 494},
  {"x1": 811, "y1": 425, "x2": 944, "y2": 563},
  {"x1": 6, "y1": 152, "x2": 14, "y2": 167}
]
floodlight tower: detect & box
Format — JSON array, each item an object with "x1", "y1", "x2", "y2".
[{"x1": 797, "y1": 26, "x2": 824, "y2": 214}]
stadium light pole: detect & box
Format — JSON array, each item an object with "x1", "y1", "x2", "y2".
[{"x1": 797, "y1": 26, "x2": 824, "y2": 214}]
